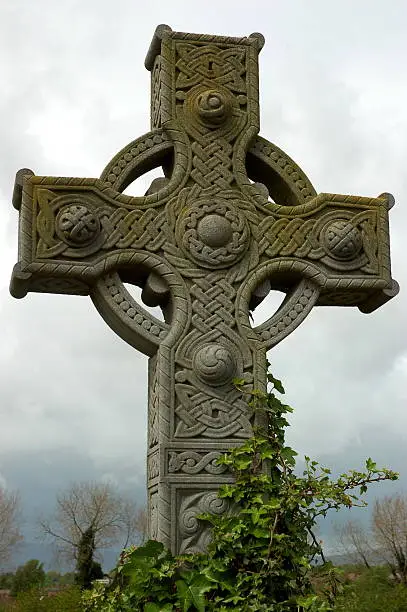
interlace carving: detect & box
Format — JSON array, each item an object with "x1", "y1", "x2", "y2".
[{"x1": 168, "y1": 451, "x2": 228, "y2": 475}]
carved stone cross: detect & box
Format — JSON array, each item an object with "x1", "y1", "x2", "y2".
[{"x1": 10, "y1": 25, "x2": 398, "y2": 555}]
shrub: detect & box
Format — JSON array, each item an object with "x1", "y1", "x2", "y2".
[{"x1": 10, "y1": 560, "x2": 45, "y2": 597}]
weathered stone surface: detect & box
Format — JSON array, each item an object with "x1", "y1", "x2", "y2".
[{"x1": 10, "y1": 25, "x2": 398, "y2": 555}]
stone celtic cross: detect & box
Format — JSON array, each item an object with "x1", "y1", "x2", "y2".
[{"x1": 10, "y1": 25, "x2": 398, "y2": 555}]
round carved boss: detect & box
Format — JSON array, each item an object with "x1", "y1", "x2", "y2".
[
  {"x1": 321, "y1": 219, "x2": 363, "y2": 261},
  {"x1": 177, "y1": 198, "x2": 250, "y2": 269},
  {"x1": 56, "y1": 199, "x2": 100, "y2": 247},
  {"x1": 195, "y1": 89, "x2": 231, "y2": 127},
  {"x1": 193, "y1": 343, "x2": 237, "y2": 386}
]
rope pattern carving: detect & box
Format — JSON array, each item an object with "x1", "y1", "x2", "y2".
[{"x1": 259, "y1": 217, "x2": 323, "y2": 259}]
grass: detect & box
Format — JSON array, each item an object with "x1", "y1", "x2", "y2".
[
  {"x1": 0, "y1": 568, "x2": 406, "y2": 611},
  {"x1": 331, "y1": 565, "x2": 407, "y2": 611},
  {"x1": 0, "y1": 587, "x2": 82, "y2": 612}
]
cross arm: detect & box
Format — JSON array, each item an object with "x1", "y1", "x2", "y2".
[
  {"x1": 9, "y1": 169, "x2": 168, "y2": 300},
  {"x1": 255, "y1": 191, "x2": 399, "y2": 314}
]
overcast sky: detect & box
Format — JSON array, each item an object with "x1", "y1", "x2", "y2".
[{"x1": 1, "y1": 0, "x2": 406, "y2": 567}]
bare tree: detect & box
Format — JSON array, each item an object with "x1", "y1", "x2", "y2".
[
  {"x1": 372, "y1": 494, "x2": 407, "y2": 583},
  {"x1": 0, "y1": 488, "x2": 22, "y2": 566},
  {"x1": 40, "y1": 482, "x2": 146, "y2": 565},
  {"x1": 335, "y1": 519, "x2": 375, "y2": 568},
  {"x1": 121, "y1": 501, "x2": 148, "y2": 546}
]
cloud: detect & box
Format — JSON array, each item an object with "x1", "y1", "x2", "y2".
[
  {"x1": 0, "y1": 289, "x2": 148, "y2": 463},
  {"x1": 0, "y1": 0, "x2": 406, "y2": 560}
]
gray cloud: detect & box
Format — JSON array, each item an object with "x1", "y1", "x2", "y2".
[{"x1": 0, "y1": 0, "x2": 406, "y2": 563}]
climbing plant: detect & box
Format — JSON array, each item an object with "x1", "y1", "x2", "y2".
[{"x1": 83, "y1": 371, "x2": 398, "y2": 611}]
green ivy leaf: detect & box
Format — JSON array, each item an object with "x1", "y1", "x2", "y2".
[
  {"x1": 234, "y1": 457, "x2": 253, "y2": 470},
  {"x1": 144, "y1": 603, "x2": 174, "y2": 612},
  {"x1": 365, "y1": 457, "x2": 377, "y2": 471},
  {"x1": 176, "y1": 575, "x2": 212, "y2": 612},
  {"x1": 129, "y1": 540, "x2": 164, "y2": 561},
  {"x1": 267, "y1": 373, "x2": 285, "y2": 394},
  {"x1": 251, "y1": 526, "x2": 270, "y2": 538}
]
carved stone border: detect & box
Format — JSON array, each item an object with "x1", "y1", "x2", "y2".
[
  {"x1": 236, "y1": 264, "x2": 320, "y2": 350},
  {"x1": 91, "y1": 253, "x2": 190, "y2": 356}
]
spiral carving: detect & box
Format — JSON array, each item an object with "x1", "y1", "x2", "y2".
[
  {"x1": 205, "y1": 492, "x2": 228, "y2": 514},
  {"x1": 193, "y1": 343, "x2": 236, "y2": 386},
  {"x1": 180, "y1": 509, "x2": 200, "y2": 535},
  {"x1": 195, "y1": 89, "x2": 230, "y2": 127},
  {"x1": 179, "y1": 491, "x2": 230, "y2": 553}
]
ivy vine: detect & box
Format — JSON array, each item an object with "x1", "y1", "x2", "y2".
[{"x1": 83, "y1": 371, "x2": 398, "y2": 611}]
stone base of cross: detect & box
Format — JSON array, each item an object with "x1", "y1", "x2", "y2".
[{"x1": 10, "y1": 25, "x2": 398, "y2": 554}]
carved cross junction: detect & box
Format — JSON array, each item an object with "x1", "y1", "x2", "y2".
[{"x1": 10, "y1": 25, "x2": 398, "y2": 555}]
